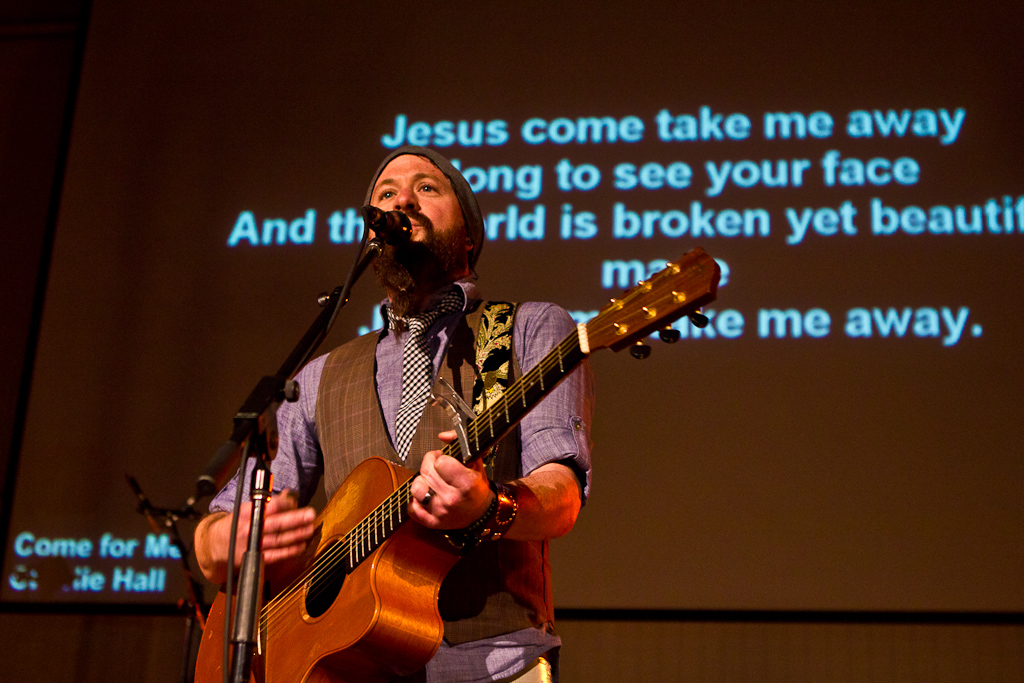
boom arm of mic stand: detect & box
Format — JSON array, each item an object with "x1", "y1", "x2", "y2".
[{"x1": 192, "y1": 238, "x2": 387, "y2": 503}]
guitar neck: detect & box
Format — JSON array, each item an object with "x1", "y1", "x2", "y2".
[{"x1": 447, "y1": 328, "x2": 587, "y2": 464}]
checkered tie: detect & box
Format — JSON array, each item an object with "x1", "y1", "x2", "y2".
[{"x1": 390, "y1": 289, "x2": 464, "y2": 460}]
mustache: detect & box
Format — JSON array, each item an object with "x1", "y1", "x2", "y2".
[{"x1": 399, "y1": 209, "x2": 432, "y2": 231}]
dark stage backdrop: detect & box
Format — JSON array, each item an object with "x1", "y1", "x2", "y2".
[{"x1": 4, "y1": 1, "x2": 1023, "y2": 612}]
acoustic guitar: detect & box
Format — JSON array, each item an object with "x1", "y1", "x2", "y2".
[{"x1": 195, "y1": 247, "x2": 720, "y2": 683}]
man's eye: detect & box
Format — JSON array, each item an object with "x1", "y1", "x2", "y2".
[
  {"x1": 419, "y1": 183, "x2": 436, "y2": 193},
  {"x1": 379, "y1": 190, "x2": 395, "y2": 200}
]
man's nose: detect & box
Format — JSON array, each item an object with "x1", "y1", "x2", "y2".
[{"x1": 391, "y1": 185, "x2": 419, "y2": 211}]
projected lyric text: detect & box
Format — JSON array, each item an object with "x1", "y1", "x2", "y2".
[
  {"x1": 223, "y1": 106, "x2": 1018, "y2": 348},
  {"x1": 7, "y1": 530, "x2": 183, "y2": 599}
]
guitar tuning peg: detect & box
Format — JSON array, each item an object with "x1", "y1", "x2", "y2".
[
  {"x1": 688, "y1": 310, "x2": 710, "y2": 328},
  {"x1": 630, "y1": 341, "x2": 652, "y2": 360},
  {"x1": 659, "y1": 326, "x2": 681, "y2": 344}
]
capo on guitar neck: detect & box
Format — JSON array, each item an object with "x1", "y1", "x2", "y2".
[{"x1": 430, "y1": 377, "x2": 478, "y2": 466}]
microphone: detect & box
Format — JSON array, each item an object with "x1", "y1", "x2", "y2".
[{"x1": 361, "y1": 205, "x2": 412, "y2": 245}]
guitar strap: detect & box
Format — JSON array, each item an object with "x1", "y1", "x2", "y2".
[{"x1": 472, "y1": 301, "x2": 520, "y2": 440}]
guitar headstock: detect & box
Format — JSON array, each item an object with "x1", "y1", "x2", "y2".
[{"x1": 585, "y1": 247, "x2": 720, "y2": 353}]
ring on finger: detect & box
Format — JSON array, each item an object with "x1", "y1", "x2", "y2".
[{"x1": 421, "y1": 487, "x2": 435, "y2": 507}]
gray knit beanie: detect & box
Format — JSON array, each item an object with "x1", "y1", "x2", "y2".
[{"x1": 364, "y1": 146, "x2": 484, "y2": 269}]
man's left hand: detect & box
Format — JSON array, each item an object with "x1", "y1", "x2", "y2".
[{"x1": 408, "y1": 430, "x2": 494, "y2": 529}]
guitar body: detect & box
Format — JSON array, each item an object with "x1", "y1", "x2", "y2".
[{"x1": 195, "y1": 457, "x2": 462, "y2": 683}]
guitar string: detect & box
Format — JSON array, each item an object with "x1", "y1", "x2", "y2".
[{"x1": 463, "y1": 335, "x2": 581, "y2": 445}]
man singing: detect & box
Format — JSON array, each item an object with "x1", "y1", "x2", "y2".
[{"x1": 195, "y1": 146, "x2": 594, "y2": 682}]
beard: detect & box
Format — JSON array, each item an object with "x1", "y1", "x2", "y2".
[{"x1": 372, "y1": 214, "x2": 468, "y2": 320}]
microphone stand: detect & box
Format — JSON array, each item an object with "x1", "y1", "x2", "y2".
[
  {"x1": 189, "y1": 234, "x2": 392, "y2": 683},
  {"x1": 125, "y1": 475, "x2": 206, "y2": 683}
]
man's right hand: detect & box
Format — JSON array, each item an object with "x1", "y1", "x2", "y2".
[{"x1": 194, "y1": 489, "x2": 316, "y2": 585}]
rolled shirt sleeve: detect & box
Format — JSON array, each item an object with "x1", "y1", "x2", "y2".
[
  {"x1": 208, "y1": 355, "x2": 326, "y2": 513},
  {"x1": 513, "y1": 302, "x2": 595, "y2": 501}
]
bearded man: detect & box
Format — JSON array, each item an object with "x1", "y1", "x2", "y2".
[{"x1": 195, "y1": 146, "x2": 594, "y2": 682}]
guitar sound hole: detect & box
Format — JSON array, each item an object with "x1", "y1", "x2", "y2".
[{"x1": 304, "y1": 542, "x2": 347, "y2": 618}]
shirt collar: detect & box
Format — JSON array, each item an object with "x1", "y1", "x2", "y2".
[{"x1": 378, "y1": 278, "x2": 480, "y2": 335}]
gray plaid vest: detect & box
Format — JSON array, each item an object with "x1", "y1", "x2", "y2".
[{"x1": 314, "y1": 302, "x2": 554, "y2": 645}]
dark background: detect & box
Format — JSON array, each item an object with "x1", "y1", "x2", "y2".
[{"x1": 1, "y1": 1, "x2": 1022, "y2": 681}]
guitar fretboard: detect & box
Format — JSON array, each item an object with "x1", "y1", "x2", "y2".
[
  {"x1": 345, "y1": 479, "x2": 414, "y2": 570},
  {"x1": 449, "y1": 332, "x2": 587, "y2": 463}
]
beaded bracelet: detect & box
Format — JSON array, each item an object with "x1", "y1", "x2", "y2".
[
  {"x1": 472, "y1": 481, "x2": 518, "y2": 541},
  {"x1": 462, "y1": 485, "x2": 499, "y2": 535},
  {"x1": 449, "y1": 480, "x2": 518, "y2": 550}
]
